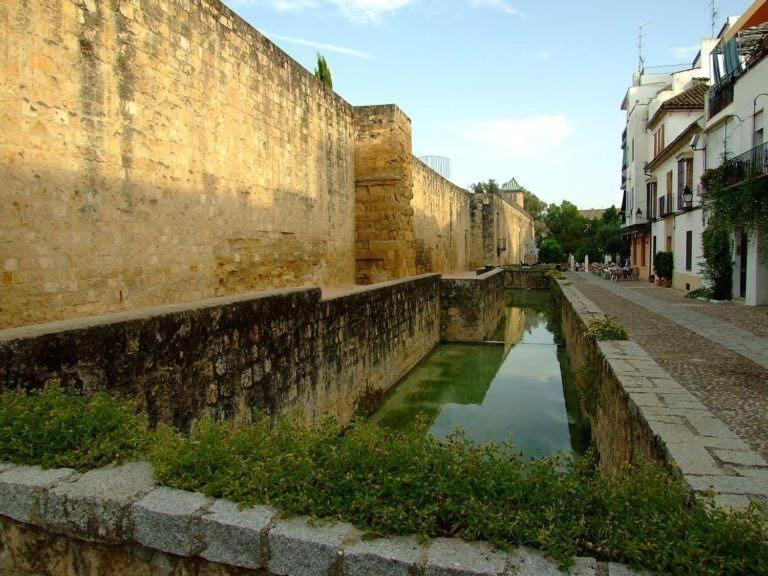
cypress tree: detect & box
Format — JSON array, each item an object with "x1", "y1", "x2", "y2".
[{"x1": 314, "y1": 53, "x2": 333, "y2": 89}]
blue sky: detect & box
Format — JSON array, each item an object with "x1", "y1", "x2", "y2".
[{"x1": 228, "y1": 0, "x2": 749, "y2": 209}]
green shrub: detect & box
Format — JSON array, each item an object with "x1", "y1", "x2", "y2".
[
  {"x1": 702, "y1": 227, "x2": 733, "y2": 300},
  {"x1": 586, "y1": 316, "x2": 628, "y2": 341},
  {"x1": 686, "y1": 287, "x2": 714, "y2": 300},
  {"x1": 0, "y1": 386, "x2": 147, "y2": 470},
  {"x1": 654, "y1": 251, "x2": 674, "y2": 281},
  {"x1": 539, "y1": 239, "x2": 565, "y2": 264},
  {"x1": 148, "y1": 415, "x2": 768, "y2": 574}
]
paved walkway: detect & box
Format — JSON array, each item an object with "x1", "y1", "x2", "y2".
[{"x1": 568, "y1": 272, "x2": 768, "y2": 459}]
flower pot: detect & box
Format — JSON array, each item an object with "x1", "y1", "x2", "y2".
[
  {"x1": 654, "y1": 277, "x2": 662, "y2": 286},
  {"x1": 649, "y1": 275, "x2": 655, "y2": 283},
  {"x1": 663, "y1": 279, "x2": 672, "y2": 288}
]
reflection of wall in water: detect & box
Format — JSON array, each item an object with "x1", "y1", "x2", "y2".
[{"x1": 501, "y1": 307, "x2": 526, "y2": 353}]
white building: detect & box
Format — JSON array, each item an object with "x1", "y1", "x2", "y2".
[
  {"x1": 620, "y1": 45, "x2": 716, "y2": 282},
  {"x1": 700, "y1": 1, "x2": 768, "y2": 305}
]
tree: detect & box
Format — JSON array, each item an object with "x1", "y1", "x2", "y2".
[
  {"x1": 538, "y1": 238, "x2": 565, "y2": 264},
  {"x1": 314, "y1": 53, "x2": 332, "y2": 89},
  {"x1": 468, "y1": 179, "x2": 500, "y2": 194},
  {"x1": 543, "y1": 201, "x2": 589, "y2": 256}
]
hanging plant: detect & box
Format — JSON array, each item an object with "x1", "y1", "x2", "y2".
[{"x1": 702, "y1": 161, "x2": 768, "y2": 236}]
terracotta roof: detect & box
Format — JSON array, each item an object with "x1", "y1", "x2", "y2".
[
  {"x1": 648, "y1": 81, "x2": 708, "y2": 129},
  {"x1": 660, "y1": 81, "x2": 708, "y2": 110}
]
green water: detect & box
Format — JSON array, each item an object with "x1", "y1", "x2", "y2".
[{"x1": 369, "y1": 290, "x2": 590, "y2": 459}]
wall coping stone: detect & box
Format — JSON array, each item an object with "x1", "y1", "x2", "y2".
[
  {"x1": 556, "y1": 279, "x2": 768, "y2": 510},
  {"x1": 322, "y1": 273, "x2": 440, "y2": 302},
  {"x1": 0, "y1": 285, "x2": 320, "y2": 342},
  {"x1": 0, "y1": 459, "x2": 651, "y2": 575}
]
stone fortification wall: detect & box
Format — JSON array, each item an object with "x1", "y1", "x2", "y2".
[
  {"x1": 411, "y1": 158, "x2": 472, "y2": 274},
  {"x1": 0, "y1": 276, "x2": 440, "y2": 430},
  {"x1": 0, "y1": 0, "x2": 355, "y2": 329},
  {"x1": 440, "y1": 269, "x2": 506, "y2": 342},
  {"x1": 470, "y1": 193, "x2": 535, "y2": 269}
]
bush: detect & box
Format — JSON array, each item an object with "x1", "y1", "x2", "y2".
[
  {"x1": 686, "y1": 287, "x2": 714, "y2": 300},
  {"x1": 586, "y1": 316, "x2": 628, "y2": 341},
  {"x1": 0, "y1": 386, "x2": 146, "y2": 470},
  {"x1": 702, "y1": 227, "x2": 733, "y2": 300},
  {"x1": 4, "y1": 390, "x2": 768, "y2": 574},
  {"x1": 539, "y1": 238, "x2": 565, "y2": 264},
  {"x1": 654, "y1": 251, "x2": 674, "y2": 280}
]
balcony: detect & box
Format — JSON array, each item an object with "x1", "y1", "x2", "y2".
[
  {"x1": 708, "y1": 82, "x2": 734, "y2": 119},
  {"x1": 723, "y1": 142, "x2": 768, "y2": 188}
]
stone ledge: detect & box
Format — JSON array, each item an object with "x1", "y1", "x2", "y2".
[
  {"x1": 0, "y1": 460, "x2": 651, "y2": 575},
  {"x1": 558, "y1": 280, "x2": 768, "y2": 509}
]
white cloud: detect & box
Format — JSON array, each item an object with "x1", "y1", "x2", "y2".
[
  {"x1": 456, "y1": 115, "x2": 571, "y2": 158},
  {"x1": 470, "y1": 0, "x2": 520, "y2": 15},
  {"x1": 537, "y1": 50, "x2": 552, "y2": 61},
  {"x1": 253, "y1": 0, "x2": 413, "y2": 22},
  {"x1": 669, "y1": 45, "x2": 700, "y2": 61},
  {"x1": 265, "y1": 31, "x2": 374, "y2": 58}
]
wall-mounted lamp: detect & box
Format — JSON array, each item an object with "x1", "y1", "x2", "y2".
[
  {"x1": 636, "y1": 207, "x2": 643, "y2": 219},
  {"x1": 682, "y1": 186, "x2": 693, "y2": 208}
]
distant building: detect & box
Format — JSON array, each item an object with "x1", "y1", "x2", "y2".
[
  {"x1": 578, "y1": 208, "x2": 609, "y2": 220},
  {"x1": 500, "y1": 178, "x2": 525, "y2": 208},
  {"x1": 417, "y1": 155, "x2": 451, "y2": 180}
]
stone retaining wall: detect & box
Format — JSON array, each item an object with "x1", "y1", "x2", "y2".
[
  {"x1": 505, "y1": 269, "x2": 550, "y2": 290},
  {"x1": 0, "y1": 461, "x2": 645, "y2": 576},
  {"x1": 0, "y1": 275, "x2": 440, "y2": 430},
  {"x1": 554, "y1": 276, "x2": 768, "y2": 509},
  {"x1": 439, "y1": 269, "x2": 506, "y2": 342}
]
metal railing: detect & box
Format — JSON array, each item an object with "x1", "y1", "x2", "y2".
[
  {"x1": 708, "y1": 82, "x2": 734, "y2": 118},
  {"x1": 723, "y1": 142, "x2": 768, "y2": 187},
  {"x1": 641, "y1": 64, "x2": 696, "y2": 75}
]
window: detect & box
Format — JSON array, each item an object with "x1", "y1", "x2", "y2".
[
  {"x1": 685, "y1": 231, "x2": 693, "y2": 271},
  {"x1": 659, "y1": 195, "x2": 666, "y2": 216},
  {"x1": 653, "y1": 124, "x2": 666, "y2": 157},
  {"x1": 666, "y1": 236, "x2": 672, "y2": 251},
  {"x1": 647, "y1": 182, "x2": 658, "y2": 218},
  {"x1": 652, "y1": 236, "x2": 657, "y2": 267}
]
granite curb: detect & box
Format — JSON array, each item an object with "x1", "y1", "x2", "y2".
[
  {"x1": 0, "y1": 461, "x2": 649, "y2": 575},
  {"x1": 556, "y1": 278, "x2": 768, "y2": 510}
]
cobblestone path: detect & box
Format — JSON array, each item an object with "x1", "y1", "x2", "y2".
[{"x1": 568, "y1": 272, "x2": 768, "y2": 459}]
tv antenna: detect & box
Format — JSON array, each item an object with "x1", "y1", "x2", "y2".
[
  {"x1": 709, "y1": 0, "x2": 718, "y2": 37},
  {"x1": 638, "y1": 22, "x2": 652, "y2": 72}
]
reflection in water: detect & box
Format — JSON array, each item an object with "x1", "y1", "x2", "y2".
[{"x1": 369, "y1": 290, "x2": 590, "y2": 459}]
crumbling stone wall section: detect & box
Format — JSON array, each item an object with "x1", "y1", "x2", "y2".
[
  {"x1": 411, "y1": 158, "x2": 472, "y2": 274},
  {"x1": 0, "y1": 0, "x2": 355, "y2": 329},
  {"x1": 440, "y1": 269, "x2": 506, "y2": 342},
  {"x1": 0, "y1": 276, "x2": 440, "y2": 430},
  {"x1": 470, "y1": 193, "x2": 534, "y2": 268},
  {"x1": 353, "y1": 105, "x2": 416, "y2": 284}
]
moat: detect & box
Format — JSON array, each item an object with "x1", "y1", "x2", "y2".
[{"x1": 369, "y1": 290, "x2": 590, "y2": 459}]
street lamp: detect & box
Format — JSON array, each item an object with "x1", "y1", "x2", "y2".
[
  {"x1": 682, "y1": 186, "x2": 693, "y2": 208},
  {"x1": 635, "y1": 207, "x2": 643, "y2": 220}
]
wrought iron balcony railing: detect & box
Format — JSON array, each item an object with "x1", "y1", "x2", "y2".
[
  {"x1": 723, "y1": 142, "x2": 768, "y2": 187},
  {"x1": 708, "y1": 82, "x2": 734, "y2": 119}
]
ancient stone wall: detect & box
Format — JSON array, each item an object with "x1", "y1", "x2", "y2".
[
  {"x1": 411, "y1": 158, "x2": 472, "y2": 274},
  {"x1": 0, "y1": 0, "x2": 355, "y2": 329},
  {"x1": 470, "y1": 193, "x2": 535, "y2": 269},
  {"x1": 353, "y1": 105, "x2": 415, "y2": 284},
  {"x1": 0, "y1": 275, "x2": 440, "y2": 430},
  {"x1": 440, "y1": 269, "x2": 506, "y2": 342}
]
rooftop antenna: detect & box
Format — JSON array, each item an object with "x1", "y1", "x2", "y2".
[
  {"x1": 709, "y1": 0, "x2": 718, "y2": 37},
  {"x1": 638, "y1": 21, "x2": 652, "y2": 72}
]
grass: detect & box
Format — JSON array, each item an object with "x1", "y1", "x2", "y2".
[
  {"x1": 686, "y1": 287, "x2": 715, "y2": 300},
  {"x1": 2, "y1": 387, "x2": 768, "y2": 575}
]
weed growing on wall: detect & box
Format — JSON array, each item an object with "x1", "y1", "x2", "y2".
[
  {"x1": 575, "y1": 362, "x2": 599, "y2": 417},
  {"x1": 586, "y1": 317, "x2": 628, "y2": 341}
]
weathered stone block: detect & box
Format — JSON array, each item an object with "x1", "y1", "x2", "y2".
[
  {"x1": 714, "y1": 449, "x2": 768, "y2": 467},
  {"x1": 343, "y1": 535, "x2": 425, "y2": 576},
  {"x1": 201, "y1": 499, "x2": 276, "y2": 569},
  {"x1": 507, "y1": 547, "x2": 563, "y2": 575},
  {"x1": 0, "y1": 466, "x2": 77, "y2": 524},
  {"x1": 425, "y1": 538, "x2": 506, "y2": 576},
  {"x1": 39, "y1": 461, "x2": 154, "y2": 542},
  {"x1": 267, "y1": 516, "x2": 355, "y2": 576},
  {"x1": 131, "y1": 487, "x2": 212, "y2": 555},
  {"x1": 607, "y1": 562, "x2": 652, "y2": 575}
]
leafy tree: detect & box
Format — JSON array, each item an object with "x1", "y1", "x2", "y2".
[
  {"x1": 701, "y1": 227, "x2": 733, "y2": 300},
  {"x1": 543, "y1": 201, "x2": 589, "y2": 256},
  {"x1": 469, "y1": 179, "x2": 501, "y2": 194},
  {"x1": 314, "y1": 53, "x2": 333, "y2": 88},
  {"x1": 538, "y1": 238, "x2": 565, "y2": 263}
]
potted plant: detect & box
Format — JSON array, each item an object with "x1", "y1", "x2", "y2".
[{"x1": 654, "y1": 252, "x2": 673, "y2": 287}]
